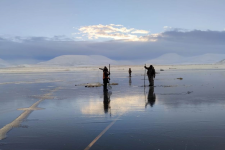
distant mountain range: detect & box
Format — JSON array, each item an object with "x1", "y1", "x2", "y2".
[
  {"x1": 146, "y1": 53, "x2": 225, "y2": 65},
  {"x1": 2, "y1": 53, "x2": 225, "y2": 67},
  {"x1": 38, "y1": 55, "x2": 132, "y2": 66},
  {"x1": 0, "y1": 58, "x2": 10, "y2": 68},
  {"x1": 39, "y1": 53, "x2": 225, "y2": 66},
  {"x1": 216, "y1": 59, "x2": 225, "y2": 64}
]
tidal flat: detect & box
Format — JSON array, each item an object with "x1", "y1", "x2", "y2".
[{"x1": 1, "y1": 65, "x2": 225, "y2": 150}]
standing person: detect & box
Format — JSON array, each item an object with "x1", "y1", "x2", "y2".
[
  {"x1": 144, "y1": 65, "x2": 155, "y2": 86},
  {"x1": 128, "y1": 68, "x2": 132, "y2": 77},
  {"x1": 99, "y1": 66, "x2": 110, "y2": 91}
]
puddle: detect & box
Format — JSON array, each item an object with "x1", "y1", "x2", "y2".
[{"x1": 0, "y1": 68, "x2": 225, "y2": 149}]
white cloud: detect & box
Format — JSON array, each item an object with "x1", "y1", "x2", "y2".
[
  {"x1": 131, "y1": 30, "x2": 149, "y2": 34},
  {"x1": 71, "y1": 33, "x2": 81, "y2": 35},
  {"x1": 163, "y1": 26, "x2": 188, "y2": 32},
  {"x1": 81, "y1": 94, "x2": 148, "y2": 115},
  {"x1": 75, "y1": 24, "x2": 154, "y2": 42},
  {"x1": 163, "y1": 26, "x2": 173, "y2": 30},
  {"x1": 109, "y1": 24, "x2": 123, "y2": 27}
]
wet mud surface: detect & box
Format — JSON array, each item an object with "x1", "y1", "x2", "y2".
[{"x1": 1, "y1": 68, "x2": 225, "y2": 149}]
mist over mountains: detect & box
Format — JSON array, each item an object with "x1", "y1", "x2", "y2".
[
  {"x1": 38, "y1": 55, "x2": 133, "y2": 66},
  {"x1": 0, "y1": 59, "x2": 10, "y2": 68},
  {"x1": 1, "y1": 53, "x2": 225, "y2": 67},
  {"x1": 38, "y1": 55, "x2": 117, "y2": 66},
  {"x1": 146, "y1": 53, "x2": 225, "y2": 65},
  {"x1": 37, "y1": 53, "x2": 225, "y2": 66},
  {"x1": 216, "y1": 59, "x2": 225, "y2": 64}
]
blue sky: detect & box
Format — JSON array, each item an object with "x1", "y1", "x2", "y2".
[{"x1": 0, "y1": 0, "x2": 225, "y2": 63}]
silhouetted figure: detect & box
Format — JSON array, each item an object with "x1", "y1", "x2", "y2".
[
  {"x1": 103, "y1": 91, "x2": 111, "y2": 114},
  {"x1": 144, "y1": 65, "x2": 155, "y2": 86},
  {"x1": 128, "y1": 68, "x2": 132, "y2": 77},
  {"x1": 99, "y1": 66, "x2": 110, "y2": 91},
  {"x1": 129, "y1": 77, "x2": 132, "y2": 86},
  {"x1": 145, "y1": 86, "x2": 156, "y2": 107}
]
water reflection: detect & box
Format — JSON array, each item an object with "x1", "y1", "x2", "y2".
[
  {"x1": 129, "y1": 77, "x2": 132, "y2": 86},
  {"x1": 103, "y1": 91, "x2": 111, "y2": 114},
  {"x1": 81, "y1": 93, "x2": 145, "y2": 115},
  {"x1": 145, "y1": 86, "x2": 156, "y2": 108}
]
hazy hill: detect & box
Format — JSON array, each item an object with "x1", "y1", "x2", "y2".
[
  {"x1": 216, "y1": 59, "x2": 225, "y2": 64},
  {"x1": 35, "y1": 53, "x2": 225, "y2": 66},
  {"x1": 38, "y1": 55, "x2": 120, "y2": 66},
  {"x1": 0, "y1": 58, "x2": 10, "y2": 68},
  {"x1": 146, "y1": 53, "x2": 225, "y2": 65}
]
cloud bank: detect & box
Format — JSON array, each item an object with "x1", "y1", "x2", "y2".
[
  {"x1": 1, "y1": 29, "x2": 225, "y2": 64},
  {"x1": 76, "y1": 24, "x2": 152, "y2": 41}
]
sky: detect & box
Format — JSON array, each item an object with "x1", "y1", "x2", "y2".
[{"x1": 0, "y1": 0, "x2": 225, "y2": 64}]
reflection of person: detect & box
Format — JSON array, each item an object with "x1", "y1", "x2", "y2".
[
  {"x1": 144, "y1": 65, "x2": 155, "y2": 86},
  {"x1": 145, "y1": 86, "x2": 156, "y2": 107},
  {"x1": 103, "y1": 91, "x2": 111, "y2": 114},
  {"x1": 99, "y1": 66, "x2": 110, "y2": 91},
  {"x1": 128, "y1": 68, "x2": 132, "y2": 77},
  {"x1": 129, "y1": 77, "x2": 132, "y2": 86}
]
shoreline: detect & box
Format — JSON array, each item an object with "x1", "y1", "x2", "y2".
[{"x1": 0, "y1": 64, "x2": 224, "y2": 74}]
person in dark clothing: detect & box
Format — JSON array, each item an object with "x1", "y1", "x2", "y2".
[
  {"x1": 128, "y1": 68, "x2": 132, "y2": 77},
  {"x1": 144, "y1": 65, "x2": 155, "y2": 86},
  {"x1": 99, "y1": 66, "x2": 110, "y2": 91},
  {"x1": 99, "y1": 66, "x2": 108, "y2": 72}
]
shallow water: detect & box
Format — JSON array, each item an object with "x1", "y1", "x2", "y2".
[{"x1": 1, "y1": 68, "x2": 225, "y2": 150}]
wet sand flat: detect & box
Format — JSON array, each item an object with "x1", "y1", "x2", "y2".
[{"x1": 1, "y1": 65, "x2": 225, "y2": 150}]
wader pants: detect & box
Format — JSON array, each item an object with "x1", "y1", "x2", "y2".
[
  {"x1": 148, "y1": 75, "x2": 154, "y2": 86},
  {"x1": 103, "y1": 79, "x2": 108, "y2": 91}
]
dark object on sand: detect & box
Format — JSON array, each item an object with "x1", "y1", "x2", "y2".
[
  {"x1": 160, "y1": 69, "x2": 164, "y2": 71},
  {"x1": 177, "y1": 78, "x2": 183, "y2": 80},
  {"x1": 187, "y1": 91, "x2": 193, "y2": 94},
  {"x1": 84, "y1": 83, "x2": 102, "y2": 87},
  {"x1": 110, "y1": 83, "x2": 118, "y2": 85}
]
